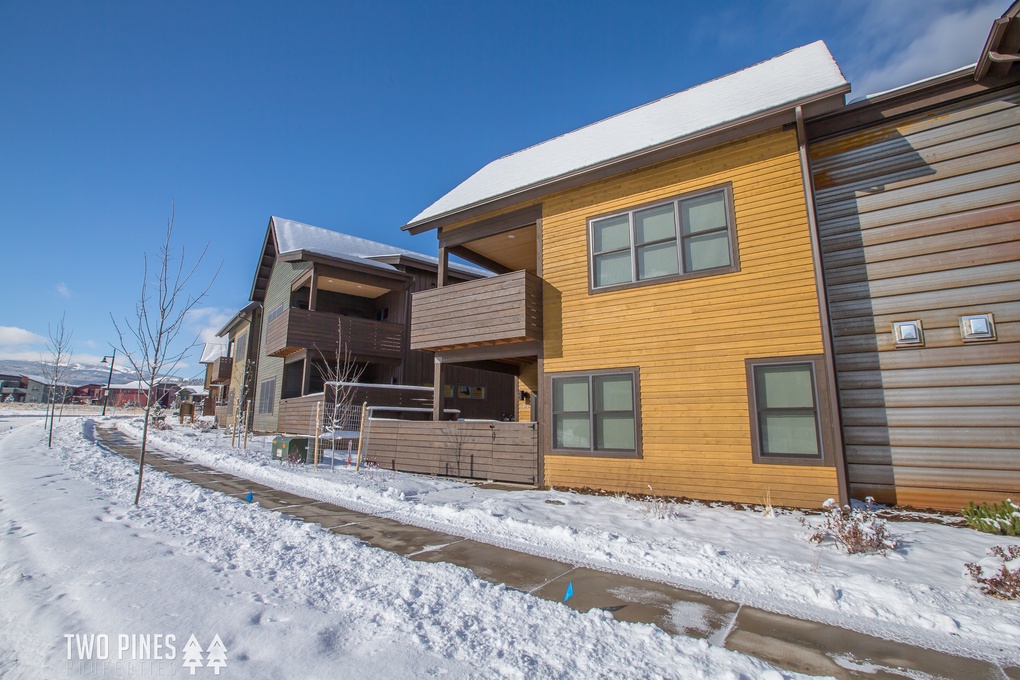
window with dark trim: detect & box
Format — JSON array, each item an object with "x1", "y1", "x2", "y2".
[
  {"x1": 266, "y1": 305, "x2": 285, "y2": 325},
  {"x1": 589, "y1": 185, "x2": 737, "y2": 291},
  {"x1": 257, "y1": 378, "x2": 276, "y2": 415},
  {"x1": 550, "y1": 369, "x2": 639, "y2": 457},
  {"x1": 746, "y1": 356, "x2": 832, "y2": 466}
]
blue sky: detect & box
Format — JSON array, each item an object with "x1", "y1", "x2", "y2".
[{"x1": 0, "y1": 0, "x2": 1004, "y2": 379}]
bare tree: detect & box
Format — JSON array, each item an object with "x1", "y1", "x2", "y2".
[
  {"x1": 316, "y1": 323, "x2": 366, "y2": 450},
  {"x1": 43, "y1": 313, "x2": 75, "y2": 448},
  {"x1": 112, "y1": 203, "x2": 218, "y2": 505}
]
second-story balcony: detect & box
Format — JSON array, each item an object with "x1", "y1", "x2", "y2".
[
  {"x1": 265, "y1": 308, "x2": 405, "y2": 360},
  {"x1": 410, "y1": 270, "x2": 542, "y2": 352},
  {"x1": 210, "y1": 356, "x2": 233, "y2": 384}
]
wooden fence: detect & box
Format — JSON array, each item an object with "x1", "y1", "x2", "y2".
[{"x1": 364, "y1": 419, "x2": 539, "y2": 485}]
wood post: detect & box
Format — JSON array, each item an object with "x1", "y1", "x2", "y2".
[
  {"x1": 355, "y1": 401, "x2": 368, "y2": 471},
  {"x1": 432, "y1": 356, "x2": 443, "y2": 421},
  {"x1": 243, "y1": 400, "x2": 253, "y2": 449},
  {"x1": 313, "y1": 401, "x2": 322, "y2": 469}
]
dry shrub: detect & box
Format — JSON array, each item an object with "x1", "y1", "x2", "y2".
[
  {"x1": 802, "y1": 498, "x2": 897, "y2": 555},
  {"x1": 966, "y1": 544, "x2": 1020, "y2": 600}
]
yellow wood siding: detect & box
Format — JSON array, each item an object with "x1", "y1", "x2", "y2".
[{"x1": 539, "y1": 128, "x2": 838, "y2": 507}]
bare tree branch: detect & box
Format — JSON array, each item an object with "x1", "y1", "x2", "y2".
[{"x1": 111, "y1": 201, "x2": 219, "y2": 505}]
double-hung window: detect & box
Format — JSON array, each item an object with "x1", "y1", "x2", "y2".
[
  {"x1": 746, "y1": 356, "x2": 832, "y2": 466},
  {"x1": 590, "y1": 186, "x2": 736, "y2": 290},
  {"x1": 551, "y1": 370, "x2": 639, "y2": 456}
]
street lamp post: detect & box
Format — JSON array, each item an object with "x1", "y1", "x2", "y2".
[{"x1": 101, "y1": 350, "x2": 116, "y2": 416}]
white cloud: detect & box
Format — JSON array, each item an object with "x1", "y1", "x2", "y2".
[
  {"x1": 56, "y1": 282, "x2": 72, "y2": 298},
  {"x1": 186, "y1": 307, "x2": 234, "y2": 345},
  {"x1": 848, "y1": 0, "x2": 1002, "y2": 97},
  {"x1": 0, "y1": 326, "x2": 46, "y2": 346}
]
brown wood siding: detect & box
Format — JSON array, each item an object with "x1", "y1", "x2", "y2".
[
  {"x1": 364, "y1": 420, "x2": 538, "y2": 484},
  {"x1": 810, "y1": 88, "x2": 1020, "y2": 510},
  {"x1": 531, "y1": 127, "x2": 838, "y2": 507},
  {"x1": 266, "y1": 308, "x2": 404, "y2": 360},
  {"x1": 410, "y1": 270, "x2": 543, "y2": 351}
]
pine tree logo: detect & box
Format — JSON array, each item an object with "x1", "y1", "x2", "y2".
[
  {"x1": 182, "y1": 635, "x2": 204, "y2": 675},
  {"x1": 206, "y1": 634, "x2": 228, "y2": 675}
]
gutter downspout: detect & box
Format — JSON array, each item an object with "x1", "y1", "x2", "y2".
[{"x1": 795, "y1": 105, "x2": 850, "y2": 507}]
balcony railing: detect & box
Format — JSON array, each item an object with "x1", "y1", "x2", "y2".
[
  {"x1": 265, "y1": 308, "x2": 405, "y2": 359},
  {"x1": 410, "y1": 270, "x2": 542, "y2": 352},
  {"x1": 211, "y1": 356, "x2": 233, "y2": 384}
]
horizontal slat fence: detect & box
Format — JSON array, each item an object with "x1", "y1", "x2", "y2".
[{"x1": 364, "y1": 420, "x2": 538, "y2": 484}]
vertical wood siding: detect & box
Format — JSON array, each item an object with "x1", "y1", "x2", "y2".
[
  {"x1": 810, "y1": 89, "x2": 1020, "y2": 509},
  {"x1": 539, "y1": 128, "x2": 838, "y2": 507}
]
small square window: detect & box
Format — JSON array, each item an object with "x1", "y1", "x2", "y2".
[
  {"x1": 960, "y1": 313, "x2": 996, "y2": 342},
  {"x1": 892, "y1": 320, "x2": 924, "y2": 347}
]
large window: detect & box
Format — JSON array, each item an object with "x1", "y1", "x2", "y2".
[
  {"x1": 589, "y1": 186, "x2": 736, "y2": 290},
  {"x1": 257, "y1": 378, "x2": 276, "y2": 415},
  {"x1": 746, "y1": 356, "x2": 832, "y2": 465},
  {"x1": 551, "y1": 369, "x2": 639, "y2": 456}
]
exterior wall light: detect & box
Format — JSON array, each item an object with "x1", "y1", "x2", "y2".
[
  {"x1": 892, "y1": 320, "x2": 924, "y2": 347},
  {"x1": 960, "y1": 313, "x2": 996, "y2": 342}
]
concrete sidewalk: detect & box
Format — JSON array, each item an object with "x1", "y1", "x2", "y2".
[{"x1": 94, "y1": 425, "x2": 1016, "y2": 680}]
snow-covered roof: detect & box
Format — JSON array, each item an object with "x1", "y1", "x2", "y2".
[
  {"x1": 199, "y1": 343, "x2": 227, "y2": 364},
  {"x1": 273, "y1": 217, "x2": 488, "y2": 277},
  {"x1": 406, "y1": 41, "x2": 847, "y2": 228}
]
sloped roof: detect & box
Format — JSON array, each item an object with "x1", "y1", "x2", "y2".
[
  {"x1": 199, "y1": 343, "x2": 227, "y2": 364},
  {"x1": 273, "y1": 217, "x2": 487, "y2": 276},
  {"x1": 405, "y1": 41, "x2": 848, "y2": 229}
]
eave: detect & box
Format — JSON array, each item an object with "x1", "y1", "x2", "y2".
[{"x1": 401, "y1": 86, "x2": 849, "y2": 235}]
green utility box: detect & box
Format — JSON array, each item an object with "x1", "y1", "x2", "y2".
[{"x1": 272, "y1": 436, "x2": 309, "y2": 463}]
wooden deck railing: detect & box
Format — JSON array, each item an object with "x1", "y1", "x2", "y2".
[
  {"x1": 410, "y1": 270, "x2": 542, "y2": 351},
  {"x1": 266, "y1": 308, "x2": 404, "y2": 359},
  {"x1": 364, "y1": 419, "x2": 538, "y2": 484}
]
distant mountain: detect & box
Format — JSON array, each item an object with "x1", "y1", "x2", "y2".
[{"x1": 0, "y1": 359, "x2": 137, "y2": 386}]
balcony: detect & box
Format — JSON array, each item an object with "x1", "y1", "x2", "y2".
[
  {"x1": 210, "y1": 356, "x2": 233, "y2": 384},
  {"x1": 265, "y1": 308, "x2": 405, "y2": 360},
  {"x1": 410, "y1": 270, "x2": 542, "y2": 352}
]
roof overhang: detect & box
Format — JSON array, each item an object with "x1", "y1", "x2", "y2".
[
  {"x1": 249, "y1": 217, "x2": 278, "y2": 303},
  {"x1": 402, "y1": 87, "x2": 849, "y2": 235},
  {"x1": 975, "y1": 1, "x2": 1020, "y2": 81},
  {"x1": 216, "y1": 301, "x2": 260, "y2": 338}
]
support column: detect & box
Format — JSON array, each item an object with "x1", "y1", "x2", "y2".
[
  {"x1": 437, "y1": 246, "x2": 449, "y2": 288},
  {"x1": 432, "y1": 356, "x2": 443, "y2": 421}
]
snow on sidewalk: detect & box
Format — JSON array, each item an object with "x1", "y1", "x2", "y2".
[
  {"x1": 0, "y1": 418, "x2": 813, "y2": 679},
  {"x1": 118, "y1": 418, "x2": 1020, "y2": 667}
]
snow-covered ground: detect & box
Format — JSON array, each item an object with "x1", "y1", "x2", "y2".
[
  {"x1": 114, "y1": 417, "x2": 1020, "y2": 667},
  {"x1": 0, "y1": 418, "x2": 817, "y2": 679}
]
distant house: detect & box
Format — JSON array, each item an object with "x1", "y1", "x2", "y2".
[
  {"x1": 105, "y1": 381, "x2": 178, "y2": 409},
  {"x1": 23, "y1": 375, "x2": 74, "y2": 404},
  {"x1": 72, "y1": 384, "x2": 105, "y2": 405},
  {"x1": 248, "y1": 216, "x2": 516, "y2": 435},
  {"x1": 198, "y1": 342, "x2": 229, "y2": 418},
  {"x1": 214, "y1": 302, "x2": 261, "y2": 429},
  {"x1": 0, "y1": 374, "x2": 27, "y2": 402}
]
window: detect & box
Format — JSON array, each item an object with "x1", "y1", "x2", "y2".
[
  {"x1": 746, "y1": 356, "x2": 832, "y2": 465},
  {"x1": 589, "y1": 186, "x2": 736, "y2": 290},
  {"x1": 235, "y1": 332, "x2": 247, "y2": 364},
  {"x1": 266, "y1": 305, "x2": 285, "y2": 325},
  {"x1": 257, "y1": 378, "x2": 276, "y2": 415},
  {"x1": 551, "y1": 369, "x2": 639, "y2": 456}
]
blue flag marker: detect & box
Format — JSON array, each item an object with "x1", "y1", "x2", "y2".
[
  {"x1": 245, "y1": 491, "x2": 254, "y2": 503},
  {"x1": 564, "y1": 581, "x2": 574, "y2": 602}
]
